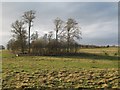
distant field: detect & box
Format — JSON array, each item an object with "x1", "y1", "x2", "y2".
[{"x1": 2, "y1": 47, "x2": 120, "y2": 89}]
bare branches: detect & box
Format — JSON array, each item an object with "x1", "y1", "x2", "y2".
[
  {"x1": 31, "y1": 31, "x2": 38, "y2": 41},
  {"x1": 48, "y1": 31, "x2": 54, "y2": 42},
  {"x1": 54, "y1": 17, "x2": 63, "y2": 42},
  {"x1": 11, "y1": 20, "x2": 27, "y2": 53},
  {"x1": 22, "y1": 10, "x2": 36, "y2": 23},
  {"x1": 11, "y1": 20, "x2": 25, "y2": 38}
]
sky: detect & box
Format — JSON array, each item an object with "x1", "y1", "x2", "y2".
[
  {"x1": 1, "y1": 0, "x2": 119, "y2": 2},
  {"x1": 0, "y1": 1, "x2": 118, "y2": 47}
]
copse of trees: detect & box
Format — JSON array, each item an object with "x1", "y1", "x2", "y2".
[
  {"x1": 7, "y1": 10, "x2": 82, "y2": 55},
  {"x1": 0, "y1": 45, "x2": 5, "y2": 50}
]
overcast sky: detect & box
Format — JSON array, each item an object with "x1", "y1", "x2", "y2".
[{"x1": 1, "y1": 2, "x2": 118, "y2": 47}]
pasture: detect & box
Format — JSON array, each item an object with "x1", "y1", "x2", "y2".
[{"x1": 1, "y1": 47, "x2": 119, "y2": 89}]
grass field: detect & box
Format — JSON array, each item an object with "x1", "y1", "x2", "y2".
[{"x1": 1, "y1": 47, "x2": 120, "y2": 89}]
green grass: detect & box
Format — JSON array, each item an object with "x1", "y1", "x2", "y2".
[
  {"x1": 2, "y1": 50, "x2": 15, "y2": 58},
  {"x1": 2, "y1": 47, "x2": 119, "y2": 89},
  {"x1": 3, "y1": 47, "x2": 118, "y2": 71},
  {"x1": 2, "y1": 56, "x2": 118, "y2": 72}
]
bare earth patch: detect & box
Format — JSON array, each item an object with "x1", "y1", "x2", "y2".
[{"x1": 2, "y1": 68, "x2": 119, "y2": 89}]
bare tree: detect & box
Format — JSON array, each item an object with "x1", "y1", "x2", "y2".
[
  {"x1": 11, "y1": 20, "x2": 27, "y2": 53},
  {"x1": 7, "y1": 38, "x2": 16, "y2": 51},
  {"x1": 48, "y1": 31, "x2": 53, "y2": 43},
  {"x1": 63, "y1": 18, "x2": 81, "y2": 53},
  {"x1": 54, "y1": 18, "x2": 63, "y2": 53},
  {"x1": 31, "y1": 31, "x2": 38, "y2": 41},
  {"x1": 43, "y1": 33, "x2": 48, "y2": 45},
  {"x1": 54, "y1": 17, "x2": 63, "y2": 43},
  {"x1": 23, "y1": 10, "x2": 36, "y2": 54}
]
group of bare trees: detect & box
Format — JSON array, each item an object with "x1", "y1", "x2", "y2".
[
  {"x1": 7, "y1": 10, "x2": 82, "y2": 55},
  {"x1": 7, "y1": 10, "x2": 35, "y2": 54}
]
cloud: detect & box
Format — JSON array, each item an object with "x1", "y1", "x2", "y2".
[
  {"x1": 80, "y1": 21, "x2": 118, "y2": 45},
  {"x1": 1, "y1": 2, "x2": 118, "y2": 46},
  {"x1": 0, "y1": 2, "x2": 2, "y2": 45},
  {"x1": 1, "y1": 0, "x2": 119, "y2": 2}
]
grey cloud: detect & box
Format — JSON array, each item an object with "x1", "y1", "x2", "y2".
[{"x1": 1, "y1": 0, "x2": 119, "y2": 2}]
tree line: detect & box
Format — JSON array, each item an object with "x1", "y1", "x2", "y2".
[
  {"x1": 7, "y1": 10, "x2": 82, "y2": 55},
  {"x1": 0, "y1": 45, "x2": 5, "y2": 50}
]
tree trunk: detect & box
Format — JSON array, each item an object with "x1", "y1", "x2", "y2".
[
  {"x1": 56, "y1": 30, "x2": 58, "y2": 54},
  {"x1": 20, "y1": 33, "x2": 24, "y2": 53},
  {"x1": 28, "y1": 22, "x2": 31, "y2": 54},
  {"x1": 67, "y1": 30, "x2": 70, "y2": 53}
]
